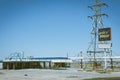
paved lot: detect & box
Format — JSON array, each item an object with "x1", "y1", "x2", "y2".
[{"x1": 0, "y1": 68, "x2": 120, "y2": 80}]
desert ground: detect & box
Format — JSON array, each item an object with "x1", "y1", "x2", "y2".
[{"x1": 0, "y1": 68, "x2": 120, "y2": 80}]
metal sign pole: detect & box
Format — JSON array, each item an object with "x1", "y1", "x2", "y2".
[{"x1": 104, "y1": 49, "x2": 107, "y2": 72}]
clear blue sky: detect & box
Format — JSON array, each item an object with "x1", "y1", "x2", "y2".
[{"x1": 0, "y1": 0, "x2": 120, "y2": 59}]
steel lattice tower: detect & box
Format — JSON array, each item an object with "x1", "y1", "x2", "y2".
[{"x1": 87, "y1": 0, "x2": 108, "y2": 70}]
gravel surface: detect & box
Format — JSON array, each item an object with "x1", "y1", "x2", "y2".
[{"x1": 0, "y1": 68, "x2": 120, "y2": 80}]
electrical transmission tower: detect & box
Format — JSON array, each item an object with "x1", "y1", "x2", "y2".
[{"x1": 87, "y1": 0, "x2": 112, "y2": 70}]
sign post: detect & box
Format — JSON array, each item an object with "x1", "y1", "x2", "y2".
[{"x1": 98, "y1": 27, "x2": 112, "y2": 72}]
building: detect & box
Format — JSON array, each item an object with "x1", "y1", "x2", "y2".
[{"x1": 3, "y1": 57, "x2": 72, "y2": 70}]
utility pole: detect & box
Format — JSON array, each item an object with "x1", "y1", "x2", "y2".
[
  {"x1": 87, "y1": 0, "x2": 108, "y2": 70},
  {"x1": 80, "y1": 51, "x2": 83, "y2": 68}
]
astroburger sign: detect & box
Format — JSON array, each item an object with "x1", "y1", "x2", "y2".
[{"x1": 98, "y1": 28, "x2": 111, "y2": 41}]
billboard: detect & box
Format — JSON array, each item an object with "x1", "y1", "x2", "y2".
[
  {"x1": 98, "y1": 43, "x2": 112, "y2": 49},
  {"x1": 98, "y1": 28, "x2": 111, "y2": 41}
]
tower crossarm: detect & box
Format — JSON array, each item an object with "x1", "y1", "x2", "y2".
[
  {"x1": 88, "y1": 3, "x2": 108, "y2": 10},
  {"x1": 88, "y1": 13, "x2": 108, "y2": 20}
]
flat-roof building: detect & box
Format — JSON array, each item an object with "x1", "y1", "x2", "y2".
[{"x1": 3, "y1": 57, "x2": 72, "y2": 70}]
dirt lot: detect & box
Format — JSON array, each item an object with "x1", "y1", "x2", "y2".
[{"x1": 0, "y1": 68, "x2": 120, "y2": 80}]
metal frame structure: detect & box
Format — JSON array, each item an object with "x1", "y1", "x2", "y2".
[{"x1": 87, "y1": 0, "x2": 112, "y2": 70}]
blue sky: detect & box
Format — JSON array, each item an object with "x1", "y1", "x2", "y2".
[{"x1": 0, "y1": 0, "x2": 120, "y2": 59}]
